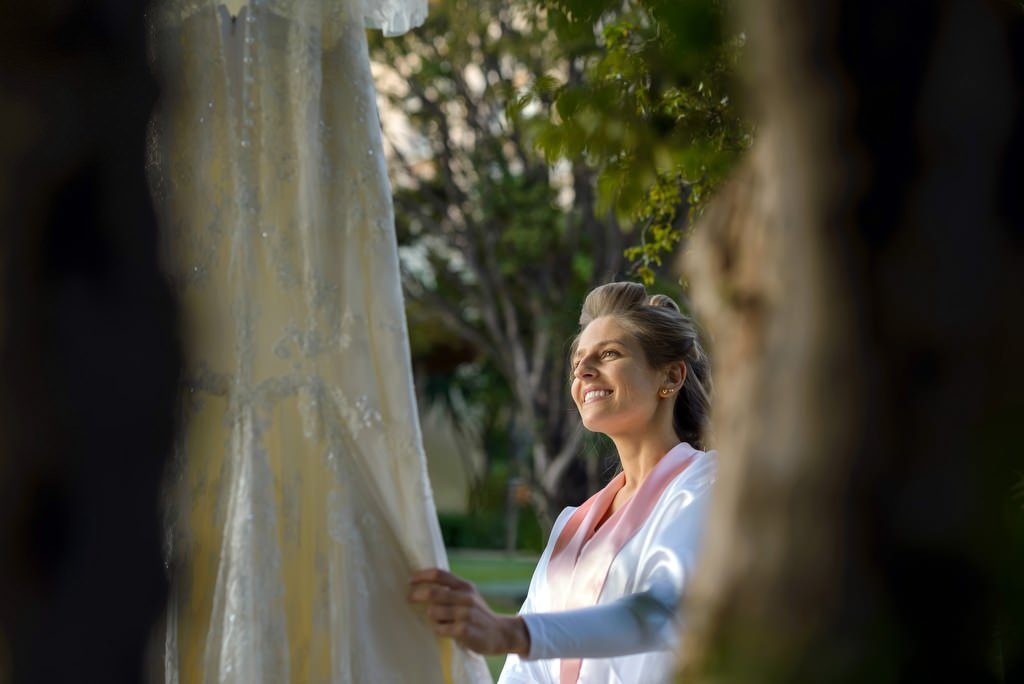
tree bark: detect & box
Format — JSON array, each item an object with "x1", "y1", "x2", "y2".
[
  {"x1": 0, "y1": 2, "x2": 180, "y2": 682},
  {"x1": 680, "y1": 1, "x2": 1024, "y2": 681}
]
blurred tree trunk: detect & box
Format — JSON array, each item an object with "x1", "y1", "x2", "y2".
[
  {"x1": 680, "y1": 0, "x2": 1023, "y2": 681},
  {"x1": 0, "y1": 2, "x2": 180, "y2": 682}
]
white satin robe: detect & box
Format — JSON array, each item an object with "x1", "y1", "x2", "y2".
[{"x1": 498, "y1": 442, "x2": 716, "y2": 684}]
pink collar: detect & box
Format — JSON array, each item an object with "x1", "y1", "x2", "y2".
[{"x1": 546, "y1": 441, "x2": 700, "y2": 684}]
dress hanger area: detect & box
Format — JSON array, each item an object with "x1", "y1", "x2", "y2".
[{"x1": 221, "y1": 0, "x2": 248, "y2": 18}]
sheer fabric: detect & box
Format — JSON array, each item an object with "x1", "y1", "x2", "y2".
[{"x1": 148, "y1": 1, "x2": 488, "y2": 682}]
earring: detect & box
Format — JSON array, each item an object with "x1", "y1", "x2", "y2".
[{"x1": 659, "y1": 388, "x2": 673, "y2": 397}]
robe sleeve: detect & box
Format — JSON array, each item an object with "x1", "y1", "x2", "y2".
[
  {"x1": 362, "y1": 0, "x2": 427, "y2": 36},
  {"x1": 520, "y1": 589, "x2": 678, "y2": 659},
  {"x1": 520, "y1": 476, "x2": 714, "y2": 660}
]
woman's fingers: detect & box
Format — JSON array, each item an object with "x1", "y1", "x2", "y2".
[
  {"x1": 407, "y1": 583, "x2": 476, "y2": 605},
  {"x1": 408, "y1": 567, "x2": 504, "y2": 655},
  {"x1": 432, "y1": 619, "x2": 483, "y2": 650},
  {"x1": 407, "y1": 568, "x2": 478, "y2": 607},
  {"x1": 431, "y1": 618, "x2": 504, "y2": 656},
  {"x1": 425, "y1": 603, "x2": 471, "y2": 624},
  {"x1": 409, "y1": 567, "x2": 474, "y2": 592}
]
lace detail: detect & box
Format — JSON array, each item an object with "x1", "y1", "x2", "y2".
[
  {"x1": 154, "y1": 0, "x2": 427, "y2": 42},
  {"x1": 149, "y1": 1, "x2": 489, "y2": 681},
  {"x1": 361, "y1": 0, "x2": 427, "y2": 36}
]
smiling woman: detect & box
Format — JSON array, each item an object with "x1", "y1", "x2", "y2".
[
  {"x1": 570, "y1": 284, "x2": 712, "y2": 455},
  {"x1": 409, "y1": 282, "x2": 717, "y2": 684}
]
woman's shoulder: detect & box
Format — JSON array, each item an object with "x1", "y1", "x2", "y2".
[
  {"x1": 690, "y1": 446, "x2": 718, "y2": 479},
  {"x1": 638, "y1": 448, "x2": 717, "y2": 550},
  {"x1": 662, "y1": 447, "x2": 717, "y2": 501}
]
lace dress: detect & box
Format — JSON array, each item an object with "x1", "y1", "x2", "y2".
[{"x1": 148, "y1": 1, "x2": 489, "y2": 681}]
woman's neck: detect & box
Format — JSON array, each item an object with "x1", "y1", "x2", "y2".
[{"x1": 609, "y1": 430, "x2": 681, "y2": 494}]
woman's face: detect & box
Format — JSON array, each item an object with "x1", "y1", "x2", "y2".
[{"x1": 571, "y1": 315, "x2": 667, "y2": 437}]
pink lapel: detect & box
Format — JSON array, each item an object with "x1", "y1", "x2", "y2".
[
  {"x1": 545, "y1": 471, "x2": 626, "y2": 609},
  {"x1": 548, "y1": 442, "x2": 700, "y2": 684}
]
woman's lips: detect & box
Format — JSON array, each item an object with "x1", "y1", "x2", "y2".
[{"x1": 583, "y1": 389, "x2": 613, "y2": 404}]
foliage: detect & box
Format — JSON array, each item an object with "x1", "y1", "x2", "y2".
[
  {"x1": 438, "y1": 508, "x2": 543, "y2": 552},
  {"x1": 370, "y1": 0, "x2": 625, "y2": 528},
  {"x1": 370, "y1": 0, "x2": 744, "y2": 535},
  {"x1": 518, "y1": 0, "x2": 752, "y2": 283}
]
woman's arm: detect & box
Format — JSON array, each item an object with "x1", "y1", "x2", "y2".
[
  {"x1": 519, "y1": 587, "x2": 678, "y2": 659},
  {"x1": 407, "y1": 569, "x2": 679, "y2": 659},
  {"x1": 410, "y1": 477, "x2": 711, "y2": 660}
]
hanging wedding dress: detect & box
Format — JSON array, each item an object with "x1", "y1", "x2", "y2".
[{"x1": 148, "y1": 1, "x2": 490, "y2": 681}]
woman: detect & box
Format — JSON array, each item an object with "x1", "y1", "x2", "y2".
[{"x1": 409, "y1": 282, "x2": 716, "y2": 683}]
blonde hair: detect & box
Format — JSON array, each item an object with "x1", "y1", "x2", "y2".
[{"x1": 570, "y1": 282, "x2": 712, "y2": 449}]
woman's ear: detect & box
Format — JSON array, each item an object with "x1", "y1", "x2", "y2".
[{"x1": 665, "y1": 361, "x2": 686, "y2": 392}]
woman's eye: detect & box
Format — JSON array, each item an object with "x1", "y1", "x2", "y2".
[{"x1": 601, "y1": 350, "x2": 618, "y2": 359}]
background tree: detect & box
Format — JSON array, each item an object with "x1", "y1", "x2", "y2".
[
  {"x1": 675, "y1": 1, "x2": 1024, "y2": 682},
  {"x1": 371, "y1": 0, "x2": 749, "y2": 536},
  {"x1": 370, "y1": 0, "x2": 629, "y2": 530},
  {"x1": 0, "y1": 1, "x2": 180, "y2": 681},
  {"x1": 524, "y1": 0, "x2": 751, "y2": 283}
]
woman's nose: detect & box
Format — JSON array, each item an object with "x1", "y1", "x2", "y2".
[{"x1": 574, "y1": 361, "x2": 596, "y2": 379}]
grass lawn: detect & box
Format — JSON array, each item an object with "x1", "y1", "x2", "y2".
[
  {"x1": 446, "y1": 548, "x2": 539, "y2": 681},
  {"x1": 448, "y1": 549, "x2": 538, "y2": 586}
]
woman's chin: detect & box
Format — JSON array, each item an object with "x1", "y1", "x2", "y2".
[{"x1": 580, "y1": 412, "x2": 614, "y2": 435}]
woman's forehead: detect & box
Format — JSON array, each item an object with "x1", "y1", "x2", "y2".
[{"x1": 577, "y1": 316, "x2": 632, "y2": 350}]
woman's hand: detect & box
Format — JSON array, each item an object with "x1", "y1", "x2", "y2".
[{"x1": 408, "y1": 568, "x2": 531, "y2": 657}]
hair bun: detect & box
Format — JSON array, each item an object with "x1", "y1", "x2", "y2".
[{"x1": 647, "y1": 294, "x2": 681, "y2": 313}]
